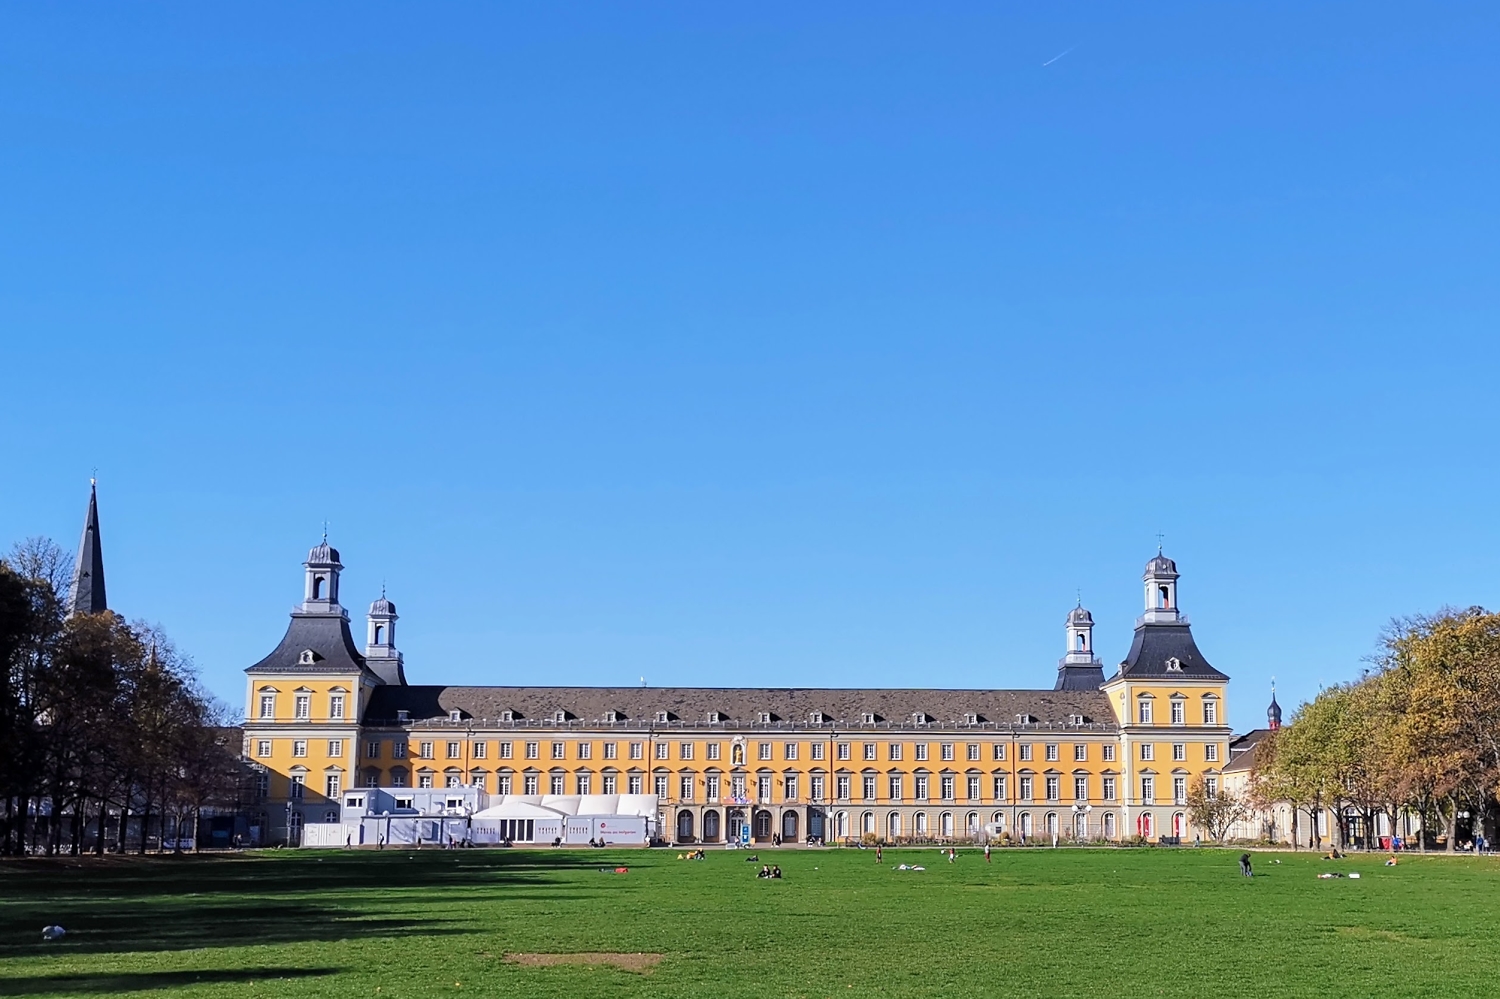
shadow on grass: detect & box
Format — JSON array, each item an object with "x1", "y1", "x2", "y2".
[
  {"x1": 0, "y1": 966, "x2": 337, "y2": 996},
  {"x1": 0, "y1": 850, "x2": 617, "y2": 958}
]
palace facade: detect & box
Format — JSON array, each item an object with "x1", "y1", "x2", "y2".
[{"x1": 242, "y1": 542, "x2": 1233, "y2": 846}]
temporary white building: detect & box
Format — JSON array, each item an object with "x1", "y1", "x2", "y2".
[{"x1": 471, "y1": 794, "x2": 657, "y2": 845}]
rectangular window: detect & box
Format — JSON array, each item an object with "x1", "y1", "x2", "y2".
[
  {"x1": 706, "y1": 774, "x2": 720, "y2": 801},
  {"x1": 1019, "y1": 744, "x2": 1033, "y2": 762},
  {"x1": 1205, "y1": 743, "x2": 1219, "y2": 762},
  {"x1": 255, "y1": 740, "x2": 272, "y2": 757},
  {"x1": 837, "y1": 775, "x2": 850, "y2": 799},
  {"x1": 446, "y1": 741, "x2": 461, "y2": 759},
  {"x1": 757, "y1": 742, "x2": 771, "y2": 761},
  {"x1": 1045, "y1": 744, "x2": 1059, "y2": 762},
  {"x1": 497, "y1": 775, "x2": 512, "y2": 794},
  {"x1": 1173, "y1": 776, "x2": 1187, "y2": 805},
  {"x1": 993, "y1": 744, "x2": 1006, "y2": 761},
  {"x1": 393, "y1": 742, "x2": 408, "y2": 759},
  {"x1": 294, "y1": 693, "x2": 310, "y2": 720},
  {"x1": 811, "y1": 775, "x2": 825, "y2": 799},
  {"x1": 967, "y1": 776, "x2": 980, "y2": 800},
  {"x1": 603, "y1": 742, "x2": 617, "y2": 760},
  {"x1": 1045, "y1": 776, "x2": 1059, "y2": 801},
  {"x1": 785, "y1": 775, "x2": 799, "y2": 800},
  {"x1": 577, "y1": 774, "x2": 591, "y2": 795},
  {"x1": 1103, "y1": 776, "x2": 1117, "y2": 801},
  {"x1": 524, "y1": 775, "x2": 539, "y2": 795},
  {"x1": 655, "y1": 742, "x2": 669, "y2": 760},
  {"x1": 292, "y1": 740, "x2": 307, "y2": 758},
  {"x1": 1074, "y1": 776, "x2": 1088, "y2": 800},
  {"x1": 1019, "y1": 776, "x2": 1033, "y2": 801},
  {"x1": 940, "y1": 775, "x2": 955, "y2": 800},
  {"x1": 993, "y1": 775, "x2": 1007, "y2": 800},
  {"x1": 706, "y1": 742, "x2": 720, "y2": 760},
  {"x1": 680, "y1": 776, "x2": 694, "y2": 801},
  {"x1": 784, "y1": 742, "x2": 798, "y2": 761},
  {"x1": 329, "y1": 694, "x2": 345, "y2": 720},
  {"x1": 1138, "y1": 700, "x2": 1153, "y2": 724},
  {"x1": 889, "y1": 776, "x2": 903, "y2": 801},
  {"x1": 472, "y1": 742, "x2": 487, "y2": 759},
  {"x1": 1203, "y1": 700, "x2": 1218, "y2": 725},
  {"x1": 1102, "y1": 744, "x2": 1115, "y2": 762},
  {"x1": 290, "y1": 774, "x2": 305, "y2": 799},
  {"x1": 328, "y1": 740, "x2": 342, "y2": 757},
  {"x1": 757, "y1": 776, "x2": 772, "y2": 801},
  {"x1": 1172, "y1": 743, "x2": 1186, "y2": 761},
  {"x1": 628, "y1": 775, "x2": 642, "y2": 794},
  {"x1": 1073, "y1": 744, "x2": 1087, "y2": 762},
  {"x1": 862, "y1": 775, "x2": 877, "y2": 800},
  {"x1": 1141, "y1": 776, "x2": 1155, "y2": 803},
  {"x1": 418, "y1": 773, "x2": 433, "y2": 789},
  {"x1": 254, "y1": 772, "x2": 269, "y2": 798},
  {"x1": 258, "y1": 694, "x2": 275, "y2": 718},
  {"x1": 550, "y1": 775, "x2": 565, "y2": 795},
  {"x1": 419, "y1": 742, "x2": 434, "y2": 759},
  {"x1": 654, "y1": 775, "x2": 668, "y2": 799},
  {"x1": 862, "y1": 743, "x2": 877, "y2": 761},
  {"x1": 577, "y1": 742, "x2": 592, "y2": 760},
  {"x1": 914, "y1": 744, "x2": 927, "y2": 761},
  {"x1": 811, "y1": 743, "x2": 825, "y2": 761},
  {"x1": 630, "y1": 742, "x2": 644, "y2": 760},
  {"x1": 940, "y1": 743, "x2": 955, "y2": 761},
  {"x1": 966, "y1": 743, "x2": 980, "y2": 761},
  {"x1": 326, "y1": 774, "x2": 341, "y2": 798},
  {"x1": 602, "y1": 774, "x2": 617, "y2": 794},
  {"x1": 1205, "y1": 776, "x2": 1219, "y2": 797},
  {"x1": 1171, "y1": 700, "x2": 1185, "y2": 725},
  {"x1": 678, "y1": 742, "x2": 693, "y2": 760},
  {"x1": 366, "y1": 741, "x2": 380, "y2": 759},
  {"x1": 499, "y1": 742, "x2": 513, "y2": 759},
  {"x1": 888, "y1": 744, "x2": 903, "y2": 761},
  {"x1": 1140, "y1": 743, "x2": 1154, "y2": 761},
  {"x1": 551, "y1": 742, "x2": 565, "y2": 760},
  {"x1": 838, "y1": 742, "x2": 852, "y2": 761},
  {"x1": 914, "y1": 775, "x2": 929, "y2": 800}
]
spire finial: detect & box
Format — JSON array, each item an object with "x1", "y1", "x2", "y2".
[
  {"x1": 322, "y1": 520, "x2": 328, "y2": 544},
  {"x1": 1076, "y1": 588, "x2": 1082, "y2": 607},
  {"x1": 90, "y1": 467, "x2": 97, "y2": 488},
  {"x1": 1155, "y1": 531, "x2": 1165, "y2": 553},
  {"x1": 381, "y1": 578, "x2": 387, "y2": 599}
]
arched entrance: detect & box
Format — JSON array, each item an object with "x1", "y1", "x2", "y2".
[
  {"x1": 1137, "y1": 812, "x2": 1154, "y2": 839},
  {"x1": 836, "y1": 811, "x2": 850, "y2": 838},
  {"x1": 861, "y1": 811, "x2": 875, "y2": 835},
  {"x1": 1073, "y1": 811, "x2": 1088, "y2": 840},
  {"x1": 782, "y1": 810, "x2": 799, "y2": 841},
  {"x1": 1019, "y1": 812, "x2": 1033, "y2": 839},
  {"x1": 887, "y1": 812, "x2": 902, "y2": 840},
  {"x1": 1173, "y1": 812, "x2": 1186, "y2": 839},
  {"x1": 1046, "y1": 812, "x2": 1059, "y2": 839},
  {"x1": 703, "y1": 809, "x2": 721, "y2": 842},
  {"x1": 807, "y1": 806, "x2": 826, "y2": 841},
  {"x1": 727, "y1": 808, "x2": 746, "y2": 844},
  {"x1": 753, "y1": 809, "x2": 772, "y2": 841},
  {"x1": 676, "y1": 809, "x2": 695, "y2": 842},
  {"x1": 287, "y1": 811, "x2": 304, "y2": 847},
  {"x1": 941, "y1": 812, "x2": 954, "y2": 837},
  {"x1": 1103, "y1": 812, "x2": 1116, "y2": 839}
]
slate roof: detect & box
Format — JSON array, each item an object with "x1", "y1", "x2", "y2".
[
  {"x1": 68, "y1": 482, "x2": 107, "y2": 616},
  {"x1": 1054, "y1": 664, "x2": 1107, "y2": 691},
  {"x1": 1113, "y1": 622, "x2": 1227, "y2": 681},
  {"x1": 1224, "y1": 728, "x2": 1273, "y2": 773},
  {"x1": 246, "y1": 611, "x2": 373, "y2": 676},
  {"x1": 362, "y1": 685, "x2": 1118, "y2": 731}
]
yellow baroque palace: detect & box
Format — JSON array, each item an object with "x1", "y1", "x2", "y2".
[{"x1": 243, "y1": 543, "x2": 1230, "y2": 846}]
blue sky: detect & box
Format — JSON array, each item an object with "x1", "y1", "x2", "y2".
[{"x1": 4, "y1": 3, "x2": 1499, "y2": 728}]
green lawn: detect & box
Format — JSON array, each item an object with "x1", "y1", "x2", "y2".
[{"x1": 2, "y1": 846, "x2": 1497, "y2": 998}]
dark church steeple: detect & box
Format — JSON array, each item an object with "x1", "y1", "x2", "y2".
[
  {"x1": 68, "y1": 479, "x2": 107, "y2": 616},
  {"x1": 1268, "y1": 681, "x2": 1282, "y2": 731}
]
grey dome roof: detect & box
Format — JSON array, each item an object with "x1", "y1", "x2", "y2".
[
  {"x1": 1144, "y1": 553, "x2": 1177, "y2": 577},
  {"x1": 370, "y1": 595, "x2": 397, "y2": 616},
  {"x1": 306, "y1": 541, "x2": 342, "y2": 566},
  {"x1": 1067, "y1": 605, "x2": 1093, "y2": 626}
]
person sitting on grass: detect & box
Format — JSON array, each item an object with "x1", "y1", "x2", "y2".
[
  {"x1": 771, "y1": 865, "x2": 782, "y2": 879},
  {"x1": 757, "y1": 865, "x2": 772, "y2": 879}
]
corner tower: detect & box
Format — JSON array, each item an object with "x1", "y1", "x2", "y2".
[
  {"x1": 1055, "y1": 603, "x2": 1105, "y2": 690},
  {"x1": 364, "y1": 588, "x2": 406, "y2": 686}
]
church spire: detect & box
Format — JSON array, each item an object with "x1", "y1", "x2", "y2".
[{"x1": 68, "y1": 479, "x2": 107, "y2": 616}]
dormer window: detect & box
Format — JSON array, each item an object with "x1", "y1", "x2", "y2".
[
  {"x1": 1165, "y1": 657, "x2": 1182, "y2": 672},
  {"x1": 757, "y1": 712, "x2": 771, "y2": 725},
  {"x1": 396, "y1": 709, "x2": 410, "y2": 723},
  {"x1": 860, "y1": 712, "x2": 875, "y2": 725},
  {"x1": 809, "y1": 711, "x2": 824, "y2": 725},
  {"x1": 912, "y1": 712, "x2": 928, "y2": 725},
  {"x1": 554, "y1": 710, "x2": 568, "y2": 724},
  {"x1": 298, "y1": 649, "x2": 317, "y2": 665},
  {"x1": 500, "y1": 710, "x2": 514, "y2": 723},
  {"x1": 1016, "y1": 713, "x2": 1036, "y2": 725},
  {"x1": 605, "y1": 710, "x2": 619, "y2": 723},
  {"x1": 655, "y1": 710, "x2": 669, "y2": 724},
  {"x1": 449, "y1": 709, "x2": 462, "y2": 723},
  {"x1": 1068, "y1": 714, "x2": 1085, "y2": 726},
  {"x1": 963, "y1": 713, "x2": 978, "y2": 725}
]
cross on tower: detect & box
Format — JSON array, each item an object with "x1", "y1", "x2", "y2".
[{"x1": 1155, "y1": 531, "x2": 1166, "y2": 553}]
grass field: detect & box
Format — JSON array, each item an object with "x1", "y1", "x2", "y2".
[{"x1": 2, "y1": 846, "x2": 1496, "y2": 998}]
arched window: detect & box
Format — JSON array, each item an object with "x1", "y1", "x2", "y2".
[
  {"x1": 703, "y1": 810, "x2": 720, "y2": 841},
  {"x1": 313, "y1": 576, "x2": 325, "y2": 600},
  {"x1": 1103, "y1": 811, "x2": 1116, "y2": 839},
  {"x1": 676, "y1": 810, "x2": 694, "y2": 842},
  {"x1": 1019, "y1": 812, "x2": 1032, "y2": 837},
  {"x1": 887, "y1": 812, "x2": 902, "y2": 839},
  {"x1": 1157, "y1": 584, "x2": 1170, "y2": 608},
  {"x1": 861, "y1": 811, "x2": 875, "y2": 834},
  {"x1": 1076, "y1": 633, "x2": 1086, "y2": 650},
  {"x1": 374, "y1": 625, "x2": 385, "y2": 644}
]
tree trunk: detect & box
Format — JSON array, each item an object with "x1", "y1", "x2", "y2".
[
  {"x1": 138, "y1": 797, "x2": 150, "y2": 855},
  {"x1": 1447, "y1": 796, "x2": 1459, "y2": 853},
  {"x1": 95, "y1": 797, "x2": 108, "y2": 855}
]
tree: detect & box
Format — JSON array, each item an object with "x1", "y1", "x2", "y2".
[{"x1": 1186, "y1": 775, "x2": 1248, "y2": 843}]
